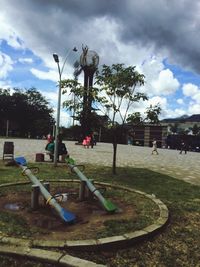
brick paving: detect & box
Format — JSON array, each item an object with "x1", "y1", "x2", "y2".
[{"x1": 1, "y1": 138, "x2": 200, "y2": 186}]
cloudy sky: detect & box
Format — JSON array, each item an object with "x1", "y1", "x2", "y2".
[{"x1": 0, "y1": 0, "x2": 200, "y2": 126}]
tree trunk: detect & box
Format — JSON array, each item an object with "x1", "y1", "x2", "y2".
[{"x1": 112, "y1": 141, "x2": 117, "y2": 175}]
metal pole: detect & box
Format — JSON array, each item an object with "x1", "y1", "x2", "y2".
[
  {"x1": 53, "y1": 48, "x2": 77, "y2": 166},
  {"x1": 54, "y1": 62, "x2": 62, "y2": 166},
  {"x1": 6, "y1": 120, "x2": 9, "y2": 137}
]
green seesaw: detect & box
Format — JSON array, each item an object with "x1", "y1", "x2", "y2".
[{"x1": 66, "y1": 157, "x2": 118, "y2": 213}]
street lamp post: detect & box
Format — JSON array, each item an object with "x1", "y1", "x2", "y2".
[{"x1": 53, "y1": 47, "x2": 77, "y2": 166}]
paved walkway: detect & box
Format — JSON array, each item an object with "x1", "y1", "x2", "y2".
[{"x1": 1, "y1": 138, "x2": 200, "y2": 186}]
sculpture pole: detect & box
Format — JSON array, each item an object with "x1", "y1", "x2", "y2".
[{"x1": 80, "y1": 46, "x2": 99, "y2": 138}]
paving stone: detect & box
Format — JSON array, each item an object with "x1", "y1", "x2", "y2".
[
  {"x1": 0, "y1": 244, "x2": 30, "y2": 257},
  {"x1": 143, "y1": 223, "x2": 162, "y2": 233},
  {"x1": 1, "y1": 138, "x2": 200, "y2": 186},
  {"x1": 60, "y1": 253, "x2": 106, "y2": 267},
  {"x1": 123, "y1": 230, "x2": 148, "y2": 239},
  {"x1": 97, "y1": 235, "x2": 126, "y2": 245},
  {"x1": 156, "y1": 216, "x2": 168, "y2": 225},
  {"x1": 66, "y1": 239, "x2": 98, "y2": 248},
  {"x1": 1, "y1": 236, "x2": 30, "y2": 247},
  {"x1": 159, "y1": 208, "x2": 169, "y2": 218},
  {"x1": 27, "y1": 248, "x2": 62, "y2": 263},
  {"x1": 32, "y1": 239, "x2": 65, "y2": 248}
]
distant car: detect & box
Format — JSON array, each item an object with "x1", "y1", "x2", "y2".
[{"x1": 191, "y1": 145, "x2": 200, "y2": 152}]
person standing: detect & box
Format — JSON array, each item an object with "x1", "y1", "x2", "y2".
[
  {"x1": 152, "y1": 139, "x2": 159, "y2": 155},
  {"x1": 90, "y1": 132, "x2": 95, "y2": 148},
  {"x1": 179, "y1": 140, "x2": 187, "y2": 154}
]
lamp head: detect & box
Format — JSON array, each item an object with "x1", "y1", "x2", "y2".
[
  {"x1": 53, "y1": 53, "x2": 59, "y2": 63},
  {"x1": 73, "y1": 47, "x2": 78, "y2": 52}
]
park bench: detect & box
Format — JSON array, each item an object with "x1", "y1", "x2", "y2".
[{"x1": 3, "y1": 141, "x2": 14, "y2": 160}]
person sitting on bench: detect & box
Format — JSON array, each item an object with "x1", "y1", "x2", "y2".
[
  {"x1": 45, "y1": 138, "x2": 54, "y2": 161},
  {"x1": 45, "y1": 137, "x2": 69, "y2": 162},
  {"x1": 58, "y1": 137, "x2": 69, "y2": 162}
]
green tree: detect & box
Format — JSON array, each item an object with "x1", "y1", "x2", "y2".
[
  {"x1": 145, "y1": 104, "x2": 161, "y2": 124},
  {"x1": 191, "y1": 124, "x2": 200, "y2": 135},
  {"x1": 126, "y1": 112, "x2": 143, "y2": 125},
  {"x1": 0, "y1": 88, "x2": 55, "y2": 137},
  {"x1": 127, "y1": 104, "x2": 161, "y2": 125},
  {"x1": 170, "y1": 123, "x2": 179, "y2": 134},
  {"x1": 95, "y1": 64, "x2": 146, "y2": 174},
  {"x1": 61, "y1": 79, "x2": 104, "y2": 136},
  {"x1": 62, "y1": 63, "x2": 160, "y2": 175}
]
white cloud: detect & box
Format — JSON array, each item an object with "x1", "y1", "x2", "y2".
[
  {"x1": 188, "y1": 103, "x2": 200, "y2": 114},
  {"x1": 194, "y1": 92, "x2": 200, "y2": 104},
  {"x1": 139, "y1": 55, "x2": 164, "y2": 82},
  {"x1": 182, "y1": 83, "x2": 200, "y2": 106},
  {"x1": 182, "y1": 83, "x2": 199, "y2": 97},
  {"x1": 148, "y1": 96, "x2": 167, "y2": 107},
  {"x1": 60, "y1": 109, "x2": 72, "y2": 127},
  {"x1": 30, "y1": 68, "x2": 59, "y2": 82},
  {"x1": 151, "y1": 69, "x2": 180, "y2": 95},
  {"x1": 138, "y1": 56, "x2": 180, "y2": 98},
  {"x1": 0, "y1": 52, "x2": 14, "y2": 79},
  {"x1": 30, "y1": 62, "x2": 75, "y2": 82},
  {"x1": 51, "y1": 106, "x2": 72, "y2": 127},
  {"x1": 1, "y1": 0, "x2": 199, "y2": 124},
  {"x1": 41, "y1": 89, "x2": 73, "y2": 127},
  {"x1": 18, "y1": 57, "x2": 33, "y2": 64},
  {"x1": 0, "y1": 13, "x2": 25, "y2": 49},
  {"x1": 177, "y1": 98, "x2": 184, "y2": 105},
  {"x1": 0, "y1": 80, "x2": 12, "y2": 88},
  {"x1": 163, "y1": 108, "x2": 186, "y2": 118}
]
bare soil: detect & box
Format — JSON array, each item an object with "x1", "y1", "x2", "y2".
[{"x1": 0, "y1": 186, "x2": 138, "y2": 240}]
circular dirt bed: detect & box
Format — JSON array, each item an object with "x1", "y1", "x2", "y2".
[{"x1": 0, "y1": 181, "x2": 159, "y2": 241}]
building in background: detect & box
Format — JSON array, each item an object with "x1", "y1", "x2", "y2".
[{"x1": 127, "y1": 125, "x2": 168, "y2": 148}]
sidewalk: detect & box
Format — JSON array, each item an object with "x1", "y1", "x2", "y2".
[{"x1": 0, "y1": 138, "x2": 200, "y2": 186}]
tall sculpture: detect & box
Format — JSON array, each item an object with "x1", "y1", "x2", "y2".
[{"x1": 79, "y1": 45, "x2": 99, "y2": 138}]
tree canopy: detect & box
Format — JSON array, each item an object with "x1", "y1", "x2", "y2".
[
  {"x1": 61, "y1": 63, "x2": 161, "y2": 174},
  {"x1": 0, "y1": 88, "x2": 55, "y2": 137}
]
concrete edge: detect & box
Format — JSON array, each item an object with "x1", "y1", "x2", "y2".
[
  {"x1": 0, "y1": 180, "x2": 169, "y2": 251},
  {"x1": 0, "y1": 244, "x2": 106, "y2": 267}
]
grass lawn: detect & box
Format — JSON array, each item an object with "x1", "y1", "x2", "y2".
[{"x1": 0, "y1": 161, "x2": 200, "y2": 266}]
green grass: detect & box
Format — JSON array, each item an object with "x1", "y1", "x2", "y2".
[
  {"x1": 1, "y1": 161, "x2": 200, "y2": 266},
  {"x1": 0, "y1": 165, "x2": 158, "y2": 239}
]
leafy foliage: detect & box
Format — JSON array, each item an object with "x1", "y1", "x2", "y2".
[
  {"x1": 95, "y1": 64, "x2": 147, "y2": 174},
  {"x1": 95, "y1": 64, "x2": 147, "y2": 125},
  {"x1": 190, "y1": 124, "x2": 200, "y2": 135},
  {"x1": 127, "y1": 104, "x2": 161, "y2": 125},
  {"x1": 0, "y1": 88, "x2": 55, "y2": 137}
]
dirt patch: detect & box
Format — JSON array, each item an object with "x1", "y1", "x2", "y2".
[{"x1": 0, "y1": 185, "x2": 139, "y2": 240}]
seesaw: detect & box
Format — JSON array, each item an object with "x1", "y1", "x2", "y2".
[
  {"x1": 14, "y1": 157, "x2": 76, "y2": 224},
  {"x1": 65, "y1": 157, "x2": 118, "y2": 213}
]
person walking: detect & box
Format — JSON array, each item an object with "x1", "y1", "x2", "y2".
[
  {"x1": 179, "y1": 140, "x2": 187, "y2": 154},
  {"x1": 152, "y1": 139, "x2": 159, "y2": 155}
]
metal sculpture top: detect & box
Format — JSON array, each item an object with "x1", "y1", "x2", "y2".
[{"x1": 80, "y1": 45, "x2": 99, "y2": 69}]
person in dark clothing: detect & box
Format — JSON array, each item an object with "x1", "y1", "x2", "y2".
[
  {"x1": 57, "y1": 138, "x2": 69, "y2": 161},
  {"x1": 45, "y1": 137, "x2": 69, "y2": 162},
  {"x1": 179, "y1": 140, "x2": 187, "y2": 154},
  {"x1": 90, "y1": 133, "x2": 94, "y2": 148}
]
